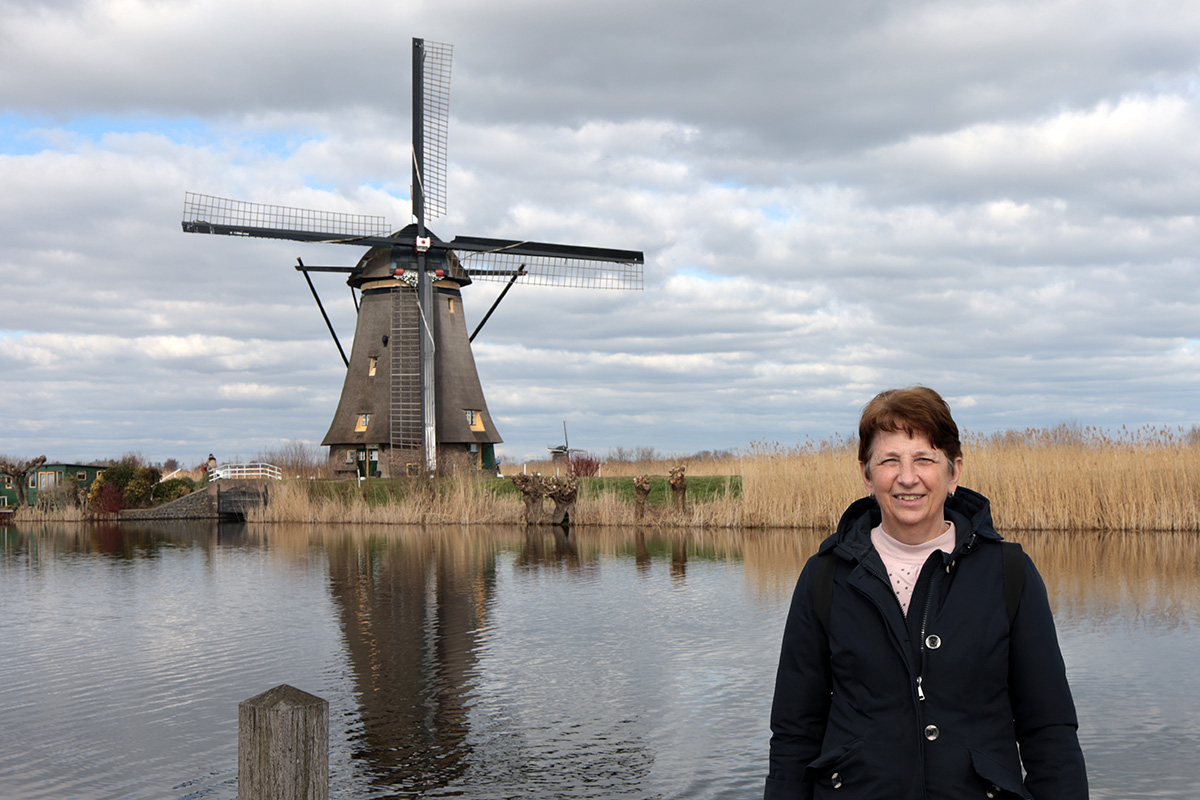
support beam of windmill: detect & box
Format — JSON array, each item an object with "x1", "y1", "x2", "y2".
[{"x1": 181, "y1": 37, "x2": 644, "y2": 478}]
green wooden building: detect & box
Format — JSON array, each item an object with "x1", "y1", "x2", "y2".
[{"x1": 0, "y1": 463, "x2": 105, "y2": 507}]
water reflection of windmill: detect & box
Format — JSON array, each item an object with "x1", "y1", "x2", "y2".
[
  {"x1": 324, "y1": 530, "x2": 495, "y2": 792},
  {"x1": 182, "y1": 38, "x2": 644, "y2": 475}
]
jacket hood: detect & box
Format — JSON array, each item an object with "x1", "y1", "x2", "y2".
[{"x1": 819, "y1": 485, "x2": 1002, "y2": 560}]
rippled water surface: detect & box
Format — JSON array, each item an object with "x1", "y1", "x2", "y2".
[{"x1": 1, "y1": 522, "x2": 1197, "y2": 799}]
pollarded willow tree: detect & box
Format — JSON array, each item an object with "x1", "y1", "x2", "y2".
[{"x1": 0, "y1": 455, "x2": 46, "y2": 509}]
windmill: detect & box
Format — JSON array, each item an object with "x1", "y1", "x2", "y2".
[{"x1": 182, "y1": 38, "x2": 644, "y2": 476}]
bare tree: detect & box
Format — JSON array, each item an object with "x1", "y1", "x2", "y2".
[{"x1": 0, "y1": 455, "x2": 47, "y2": 509}]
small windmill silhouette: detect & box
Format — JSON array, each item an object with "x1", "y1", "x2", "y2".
[{"x1": 182, "y1": 38, "x2": 644, "y2": 476}]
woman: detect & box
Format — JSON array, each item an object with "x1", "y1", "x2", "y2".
[{"x1": 765, "y1": 387, "x2": 1087, "y2": 799}]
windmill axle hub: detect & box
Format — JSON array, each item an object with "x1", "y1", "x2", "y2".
[{"x1": 393, "y1": 268, "x2": 444, "y2": 284}]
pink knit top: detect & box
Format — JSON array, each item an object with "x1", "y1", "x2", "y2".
[{"x1": 870, "y1": 522, "x2": 957, "y2": 616}]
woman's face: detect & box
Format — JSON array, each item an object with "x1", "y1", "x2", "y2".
[{"x1": 861, "y1": 429, "x2": 962, "y2": 545}]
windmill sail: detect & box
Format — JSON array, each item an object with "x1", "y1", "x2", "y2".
[
  {"x1": 182, "y1": 192, "x2": 391, "y2": 243},
  {"x1": 416, "y1": 39, "x2": 452, "y2": 222},
  {"x1": 453, "y1": 238, "x2": 644, "y2": 290}
]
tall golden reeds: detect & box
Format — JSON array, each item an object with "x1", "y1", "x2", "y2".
[
  {"x1": 245, "y1": 476, "x2": 524, "y2": 525},
  {"x1": 964, "y1": 424, "x2": 1200, "y2": 532}
]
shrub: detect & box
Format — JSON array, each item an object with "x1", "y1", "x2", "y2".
[
  {"x1": 87, "y1": 457, "x2": 163, "y2": 510},
  {"x1": 93, "y1": 482, "x2": 124, "y2": 515},
  {"x1": 569, "y1": 452, "x2": 602, "y2": 477},
  {"x1": 36, "y1": 483, "x2": 79, "y2": 511},
  {"x1": 256, "y1": 441, "x2": 326, "y2": 479},
  {"x1": 101, "y1": 458, "x2": 140, "y2": 491},
  {"x1": 125, "y1": 477, "x2": 153, "y2": 507},
  {"x1": 88, "y1": 472, "x2": 117, "y2": 510},
  {"x1": 156, "y1": 477, "x2": 196, "y2": 502}
]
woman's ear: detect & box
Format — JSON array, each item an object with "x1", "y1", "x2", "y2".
[
  {"x1": 948, "y1": 456, "x2": 963, "y2": 494},
  {"x1": 860, "y1": 461, "x2": 873, "y2": 495}
]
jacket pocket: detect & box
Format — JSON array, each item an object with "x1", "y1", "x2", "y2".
[
  {"x1": 805, "y1": 737, "x2": 865, "y2": 795},
  {"x1": 968, "y1": 747, "x2": 1031, "y2": 799}
]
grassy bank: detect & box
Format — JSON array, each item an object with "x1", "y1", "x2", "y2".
[{"x1": 245, "y1": 473, "x2": 743, "y2": 527}]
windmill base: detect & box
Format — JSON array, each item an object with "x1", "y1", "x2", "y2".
[{"x1": 327, "y1": 443, "x2": 498, "y2": 479}]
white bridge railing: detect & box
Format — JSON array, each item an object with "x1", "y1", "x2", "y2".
[{"x1": 212, "y1": 462, "x2": 282, "y2": 481}]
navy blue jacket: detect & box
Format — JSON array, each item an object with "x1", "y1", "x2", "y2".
[{"x1": 765, "y1": 487, "x2": 1087, "y2": 799}]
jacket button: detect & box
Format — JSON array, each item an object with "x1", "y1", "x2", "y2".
[
  {"x1": 925, "y1": 634, "x2": 942, "y2": 649},
  {"x1": 831, "y1": 772, "x2": 843, "y2": 789},
  {"x1": 986, "y1": 785, "x2": 1001, "y2": 798},
  {"x1": 924, "y1": 724, "x2": 940, "y2": 740}
]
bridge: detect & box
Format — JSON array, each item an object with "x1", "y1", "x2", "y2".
[
  {"x1": 210, "y1": 462, "x2": 282, "y2": 481},
  {"x1": 118, "y1": 463, "x2": 282, "y2": 521},
  {"x1": 208, "y1": 463, "x2": 281, "y2": 518}
]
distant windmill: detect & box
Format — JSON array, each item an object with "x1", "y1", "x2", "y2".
[
  {"x1": 547, "y1": 420, "x2": 585, "y2": 461},
  {"x1": 182, "y1": 38, "x2": 644, "y2": 476}
]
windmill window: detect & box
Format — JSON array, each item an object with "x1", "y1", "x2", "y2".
[
  {"x1": 355, "y1": 413, "x2": 371, "y2": 432},
  {"x1": 466, "y1": 409, "x2": 485, "y2": 432},
  {"x1": 369, "y1": 357, "x2": 378, "y2": 377},
  {"x1": 449, "y1": 298, "x2": 456, "y2": 315},
  {"x1": 76, "y1": 471, "x2": 87, "y2": 481},
  {"x1": 344, "y1": 450, "x2": 355, "y2": 464}
]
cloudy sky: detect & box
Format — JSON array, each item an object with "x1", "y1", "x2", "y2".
[{"x1": 3, "y1": 0, "x2": 1200, "y2": 467}]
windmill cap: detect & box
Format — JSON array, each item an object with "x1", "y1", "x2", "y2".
[{"x1": 347, "y1": 224, "x2": 471, "y2": 288}]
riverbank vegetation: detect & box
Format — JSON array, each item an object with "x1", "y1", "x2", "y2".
[
  {"x1": 241, "y1": 424, "x2": 1200, "y2": 531},
  {"x1": 8, "y1": 425, "x2": 1199, "y2": 531}
]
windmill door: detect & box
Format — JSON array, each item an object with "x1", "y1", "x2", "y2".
[{"x1": 355, "y1": 447, "x2": 369, "y2": 478}]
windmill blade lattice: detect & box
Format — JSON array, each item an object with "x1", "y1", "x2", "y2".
[
  {"x1": 418, "y1": 40, "x2": 453, "y2": 222},
  {"x1": 457, "y1": 248, "x2": 643, "y2": 290},
  {"x1": 182, "y1": 192, "x2": 391, "y2": 243}
]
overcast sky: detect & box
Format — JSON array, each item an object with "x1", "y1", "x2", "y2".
[{"x1": 3, "y1": 0, "x2": 1200, "y2": 467}]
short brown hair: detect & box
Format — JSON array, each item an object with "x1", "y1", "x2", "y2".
[{"x1": 858, "y1": 386, "x2": 962, "y2": 466}]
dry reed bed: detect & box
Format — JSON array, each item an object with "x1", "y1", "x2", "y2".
[
  {"x1": 728, "y1": 429, "x2": 1200, "y2": 531},
  {"x1": 245, "y1": 478, "x2": 522, "y2": 525},
  {"x1": 7, "y1": 506, "x2": 89, "y2": 523}
]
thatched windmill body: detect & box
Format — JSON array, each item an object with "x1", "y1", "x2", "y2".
[{"x1": 182, "y1": 39, "x2": 643, "y2": 475}]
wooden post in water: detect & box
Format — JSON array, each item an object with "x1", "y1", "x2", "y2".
[{"x1": 239, "y1": 684, "x2": 328, "y2": 800}]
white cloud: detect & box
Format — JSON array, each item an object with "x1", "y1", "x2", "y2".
[{"x1": 3, "y1": 0, "x2": 1200, "y2": 464}]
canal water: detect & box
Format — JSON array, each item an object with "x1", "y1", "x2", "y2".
[{"x1": 1, "y1": 522, "x2": 1197, "y2": 799}]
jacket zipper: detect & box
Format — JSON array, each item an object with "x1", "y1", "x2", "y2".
[
  {"x1": 861, "y1": 554, "x2": 927, "y2": 704},
  {"x1": 916, "y1": 559, "x2": 942, "y2": 704}
]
